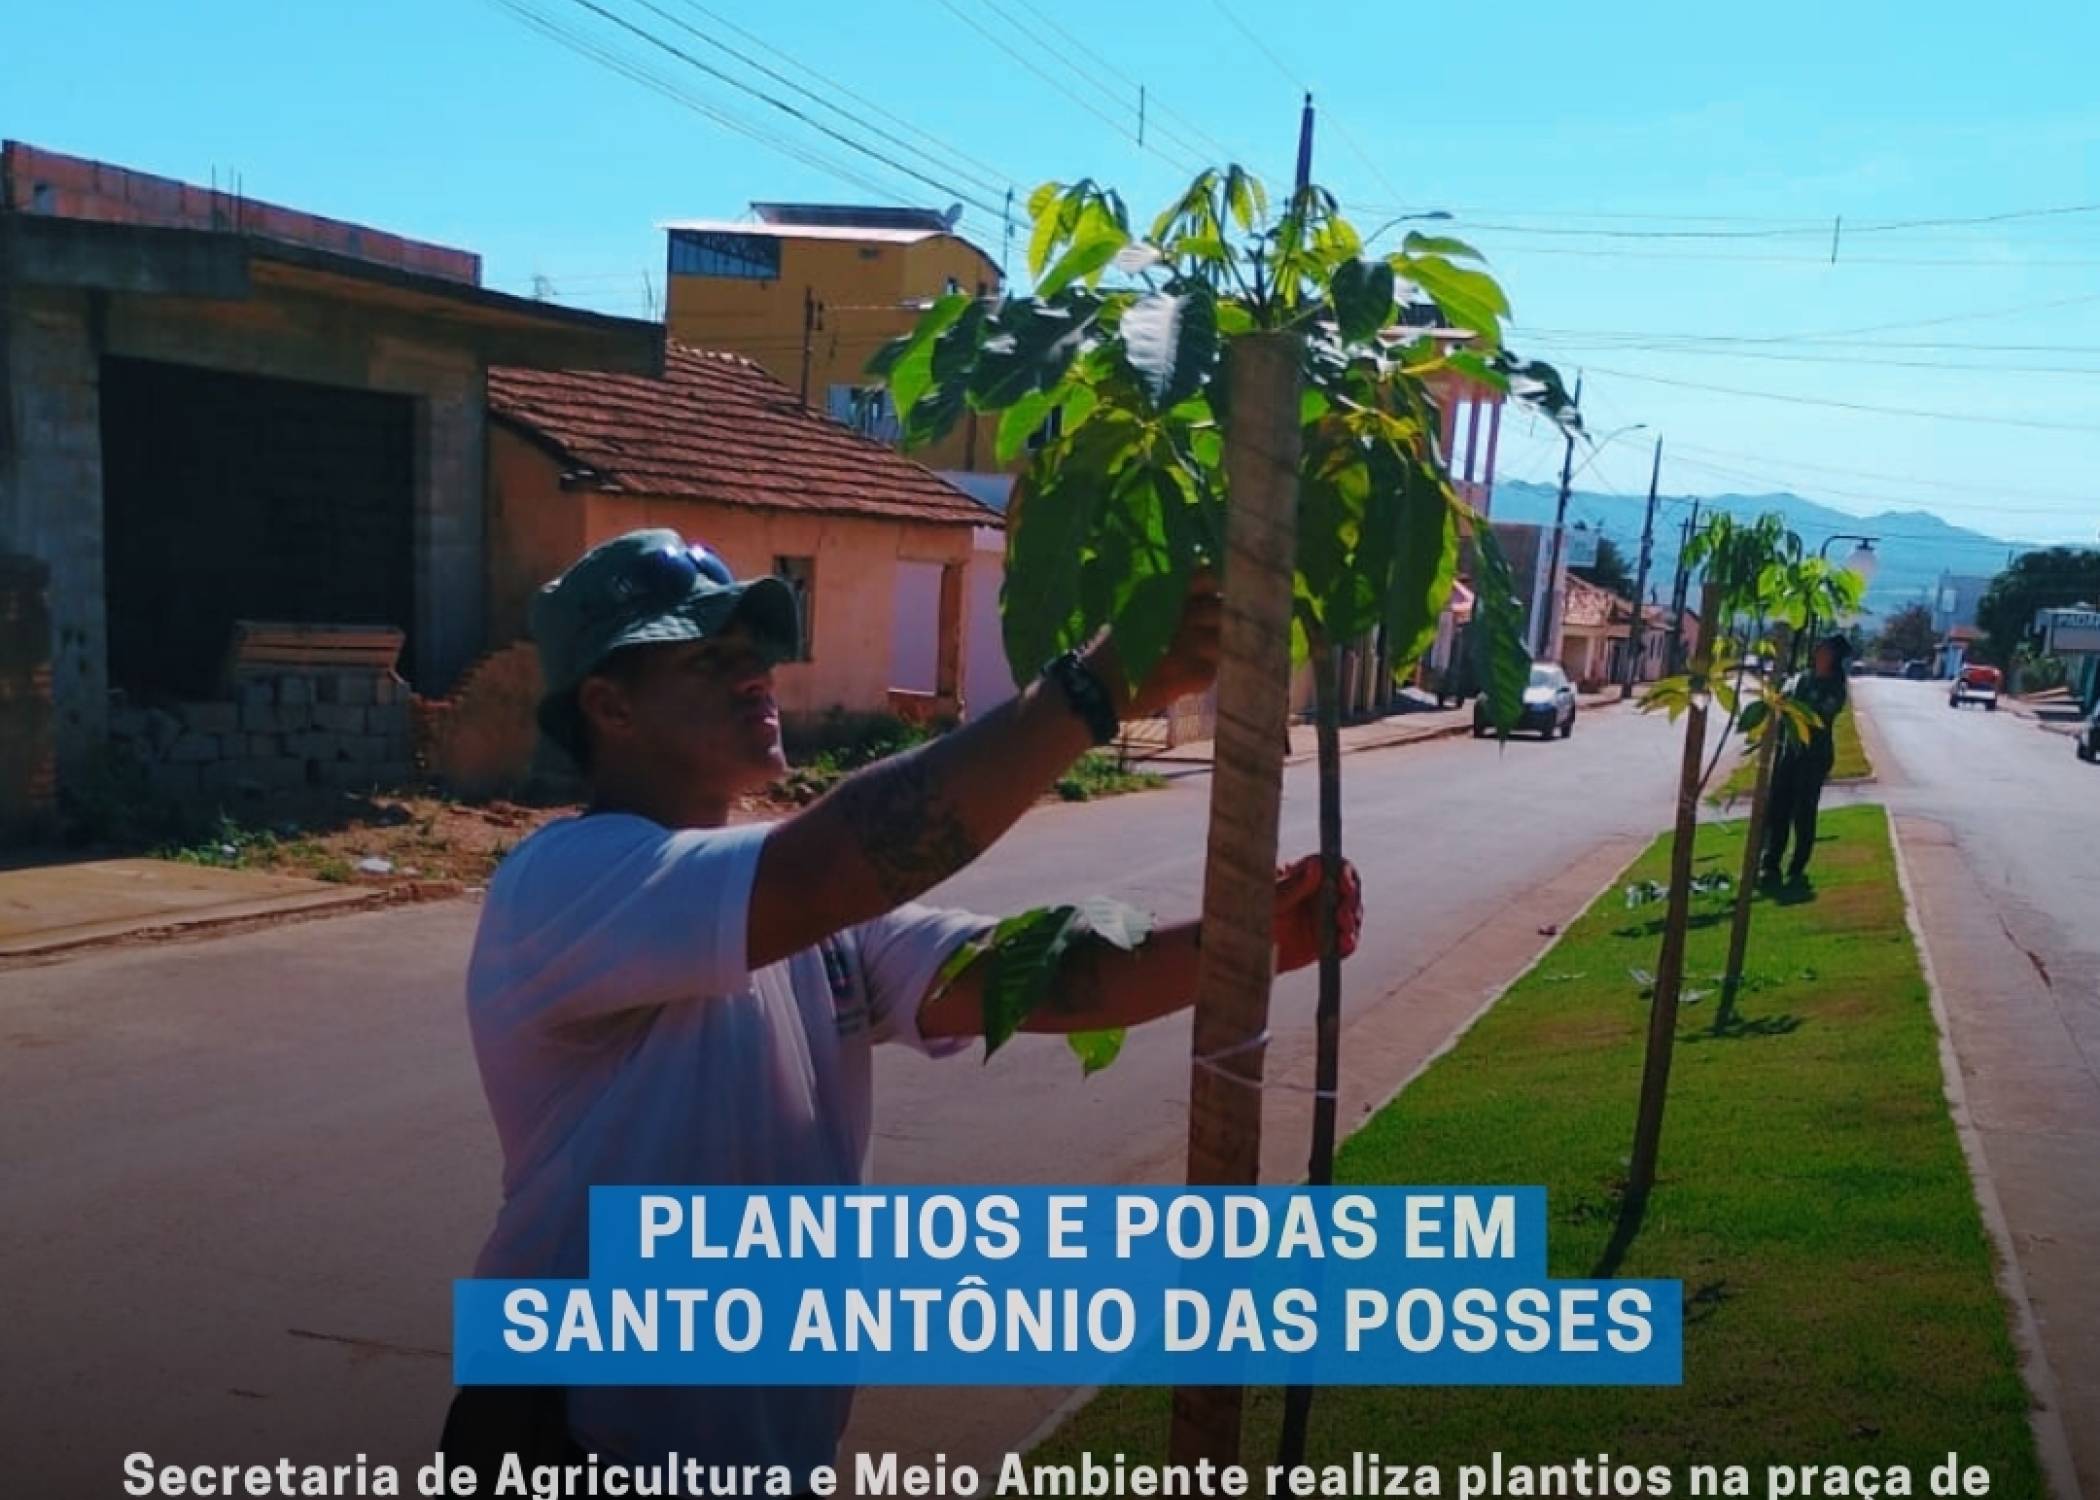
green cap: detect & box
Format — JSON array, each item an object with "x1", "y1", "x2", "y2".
[{"x1": 531, "y1": 528, "x2": 801, "y2": 757}]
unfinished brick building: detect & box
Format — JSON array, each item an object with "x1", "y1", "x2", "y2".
[{"x1": 0, "y1": 142, "x2": 660, "y2": 811}]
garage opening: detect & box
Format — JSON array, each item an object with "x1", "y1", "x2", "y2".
[{"x1": 99, "y1": 357, "x2": 416, "y2": 702}]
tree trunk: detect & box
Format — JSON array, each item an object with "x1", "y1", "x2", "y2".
[
  {"x1": 1625, "y1": 580, "x2": 1722, "y2": 1207},
  {"x1": 1275, "y1": 634, "x2": 1344, "y2": 1474},
  {"x1": 1719, "y1": 720, "x2": 1780, "y2": 1026},
  {"x1": 1169, "y1": 332, "x2": 1302, "y2": 1467}
]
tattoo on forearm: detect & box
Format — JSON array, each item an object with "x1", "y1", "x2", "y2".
[
  {"x1": 1050, "y1": 944, "x2": 1110, "y2": 1016},
  {"x1": 831, "y1": 747, "x2": 982, "y2": 907}
]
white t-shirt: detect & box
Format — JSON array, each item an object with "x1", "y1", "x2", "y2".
[{"x1": 464, "y1": 812, "x2": 986, "y2": 1479}]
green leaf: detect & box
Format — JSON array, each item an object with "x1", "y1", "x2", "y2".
[
  {"x1": 1330, "y1": 258, "x2": 1396, "y2": 343},
  {"x1": 1467, "y1": 518, "x2": 1532, "y2": 732},
  {"x1": 970, "y1": 298, "x2": 1096, "y2": 410},
  {"x1": 995, "y1": 390, "x2": 1059, "y2": 464},
  {"x1": 1294, "y1": 418, "x2": 1365, "y2": 635},
  {"x1": 1074, "y1": 894, "x2": 1153, "y2": 950},
  {"x1": 1027, "y1": 181, "x2": 1061, "y2": 222},
  {"x1": 1037, "y1": 221, "x2": 1129, "y2": 297},
  {"x1": 1001, "y1": 417, "x2": 1137, "y2": 682},
  {"x1": 1119, "y1": 289, "x2": 1218, "y2": 410},
  {"x1": 1394, "y1": 254, "x2": 1510, "y2": 347},
  {"x1": 882, "y1": 293, "x2": 970, "y2": 421},
  {"x1": 1224, "y1": 165, "x2": 1265, "y2": 231},
  {"x1": 1401, "y1": 230, "x2": 1485, "y2": 261},
  {"x1": 1068, "y1": 1028, "x2": 1127, "y2": 1075},
  {"x1": 966, "y1": 896, "x2": 1153, "y2": 1063},
  {"x1": 1086, "y1": 466, "x2": 1187, "y2": 689},
  {"x1": 902, "y1": 384, "x2": 967, "y2": 449},
  {"x1": 896, "y1": 298, "x2": 991, "y2": 449},
  {"x1": 978, "y1": 906, "x2": 1074, "y2": 1056},
  {"x1": 1382, "y1": 462, "x2": 1460, "y2": 672}
]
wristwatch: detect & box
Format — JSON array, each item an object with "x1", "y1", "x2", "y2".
[{"x1": 1042, "y1": 650, "x2": 1120, "y2": 747}]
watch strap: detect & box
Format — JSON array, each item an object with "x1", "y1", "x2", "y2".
[{"x1": 1042, "y1": 650, "x2": 1120, "y2": 747}]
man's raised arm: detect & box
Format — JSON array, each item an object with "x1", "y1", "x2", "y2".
[{"x1": 746, "y1": 587, "x2": 1220, "y2": 971}]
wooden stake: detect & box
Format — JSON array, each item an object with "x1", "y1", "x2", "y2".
[{"x1": 1168, "y1": 331, "x2": 1301, "y2": 1467}]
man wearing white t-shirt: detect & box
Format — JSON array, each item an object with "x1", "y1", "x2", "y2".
[{"x1": 445, "y1": 529, "x2": 1360, "y2": 1487}]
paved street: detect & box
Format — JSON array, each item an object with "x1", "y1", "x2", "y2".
[
  {"x1": 0, "y1": 702, "x2": 1679, "y2": 1495},
  {"x1": 1850, "y1": 679, "x2": 2100, "y2": 1498}
]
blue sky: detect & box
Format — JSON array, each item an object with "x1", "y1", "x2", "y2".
[{"x1": 10, "y1": 0, "x2": 2100, "y2": 559}]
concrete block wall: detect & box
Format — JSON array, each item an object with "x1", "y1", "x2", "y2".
[
  {"x1": 412, "y1": 642, "x2": 564, "y2": 800},
  {"x1": 0, "y1": 553, "x2": 56, "y2": 835},
  {"x1": 2, "y1": 141, "x2": 482, "y2": 284},
  {"x1": 2, "y1": 288, "x2": 107, "y2": 768},
  {"x1": 108, "y1": 669, "x2": 415, "y2": 804}
]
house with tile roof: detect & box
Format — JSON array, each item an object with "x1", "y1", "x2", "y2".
[
  {"x1": 486, "y1": 342, "x2": 1001, "y2": 730},
  {"x1": 1558, "y1": 575, "x2": 1632, "y2": 690}
]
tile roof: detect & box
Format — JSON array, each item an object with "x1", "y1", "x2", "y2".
[
  {"x1": 1561, "y1": 575, "x2": 1626, "y2": 630},
  {"x1": 488, "y1": 343, "x2": 999, "y2": 529}
]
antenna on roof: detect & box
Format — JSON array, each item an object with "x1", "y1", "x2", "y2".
[{"x1": 942, "y1": 202, "x2": 964, "y2": 230}]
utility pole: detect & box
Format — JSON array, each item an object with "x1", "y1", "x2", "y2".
[
  {"x1": 1666, "y1": 499, "x2": 1701, "y2": 675},
  {"x1": 797, "y1": 286, "x2": 818, "y2": 406},
  {"x1": 1621, "y1": 435, "x2": 1663, "y2": 700},
  {"x1": 1539, "y1": 373, "x2": 1583, "y2": 663},
  {"x1": 1294, "y1": 92, "x2": 1315, "y2": 196}
]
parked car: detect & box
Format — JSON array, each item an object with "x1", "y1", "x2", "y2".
[
  {"x1": 1902, "y1": 659, "x2": 1931, "y2": 680},
  {"x1": 1948, "y1": 663, "x2": 2002, "y2": 710},
  {"x1": 1475, "y1": 663, "x2": 1577, "y2": 739},
  {"x1": 2077, "y1": 708, "x2": 2099, "y2": 764}
]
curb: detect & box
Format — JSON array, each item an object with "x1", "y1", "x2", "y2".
[
  {"x1": 1886, "y1": 812, "x2": 2084, "y2": 1500},
  {"x1": 0, "y1": 879, "x2": 465, "y2": 967}
]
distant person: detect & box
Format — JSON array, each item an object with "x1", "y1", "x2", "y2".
[
  {"x1": 1762, "y1": 633, "x2": 1852, "y2": 885},
  {"x1": 443, "y1": 530, "x2": 1360, "y2": 1490}
]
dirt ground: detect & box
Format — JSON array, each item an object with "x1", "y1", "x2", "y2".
[{"x1": 95, "y1": 751, "x2": 1163, "y2": 891}]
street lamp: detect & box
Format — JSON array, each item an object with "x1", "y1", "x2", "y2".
[
  {"x1": 1569, "y1": 423, "x2": 1648, "y2": 484},
  {"x1": 1831, "y1": 537, "x2": 1879, "y2": 584},
  {"x1": 1361, "y1": 209, "x2": 1454, "y2": 249},
  {"x1": 1797, "y1": 533, "x2": 1878, "y2": 669}
]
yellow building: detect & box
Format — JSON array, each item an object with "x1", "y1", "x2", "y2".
[{"x1": 663, "y1": 203, "x2": 1004, "y2": 476}]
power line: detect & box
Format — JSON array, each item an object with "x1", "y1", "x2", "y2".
[
  {"x1": 631, "y1": 0, "x2": 1013, "y2": 201},
  {"x1": 551, "y1": 0, "x2": 1009, "y2": 218},
  {"x1": 1460, "y1": 241, "x2": 2100, "y2": 270},
  {"x1": 488, "y1": 0, "x2": 913, "y2": 206},
  {"x1": 1521, "y1": 332, "x2": 2100, "y2": 357},
  {"x1": 1204, "y1": 0, "x2": 1407, "y2": 205},
  {"x1": 974, "y1": 0, "x2": 1150, "y2": 138},
  {"x1": 665, "y1": 0, "x2": 1018, "y2": 191},
  {"x1": 1516, "y1": 292, "x2": 2100, "y2": 351},
  {"x1": 1660, "y1": 451, "x2": 2095, "y2": 523},
  {"x1": 1584, "y1": 364, "x2": 2100, "y2": 434},
  {"x1": 1003, "y1": 0, "x2": 1260, "y2": 172},
  {"x1": 1521, "y1": 336, "x2": 2100, "y2": 379},
  {"x1": 1444, "y1": 200, "x2": 2100, "y2": 242},
  {"x1": 1662, "y1": 438, "x2": 2099, "y2": 509},
  {"x1": 931, "y1": 0, "x2": 1204, "y2": 175}
]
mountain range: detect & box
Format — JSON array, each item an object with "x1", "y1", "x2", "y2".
[{"x1": 1487, "y1": 479, "x2": 2033, "y2": 622}]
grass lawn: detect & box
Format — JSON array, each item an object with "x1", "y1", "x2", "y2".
[
  {"x1": 1039, "y1": 805, "x2": 2040, "y2": 1489},
  {"x1": 1716, "y1": 702, "x2": 1871, "y2": 804}
]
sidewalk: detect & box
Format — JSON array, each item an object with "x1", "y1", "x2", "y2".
[
  {"x1": 1893, "y1": 816, "x2": 2096, "y2": 1500},
  {"x1": 1136, "y1": 689, "x2": 1625, "y2": 768},
  {"x1": 2003, "y1": 688, "x2": 2088, "y2": 737},
  {"x1": 0, "y1": 857, "x2": 380, "y2": 959}
]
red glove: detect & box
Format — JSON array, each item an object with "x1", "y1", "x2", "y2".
[{"x1": 1273, "y1": 854, "x2": 1363, "y2": 974}]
